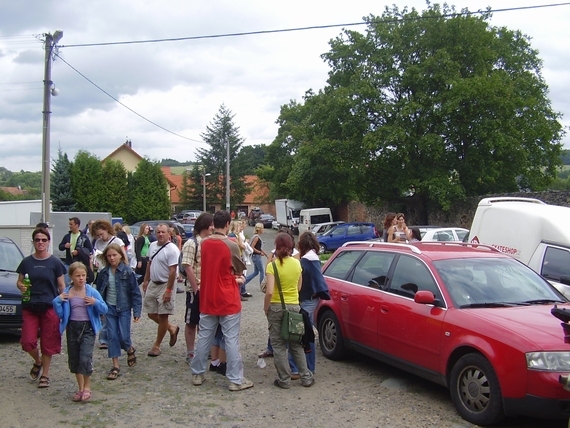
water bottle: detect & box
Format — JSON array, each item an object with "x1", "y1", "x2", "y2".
[{"x1": 22, "y1": 274, "x2": 31, "y2": 303}]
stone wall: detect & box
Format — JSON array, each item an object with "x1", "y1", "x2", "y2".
[{"x1": 345, "y1": 190, "x2": 570, "y2": 229}]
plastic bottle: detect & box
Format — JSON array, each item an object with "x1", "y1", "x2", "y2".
[{"x1": 22, "y1": 274, "x2": 31, "y2": 303}]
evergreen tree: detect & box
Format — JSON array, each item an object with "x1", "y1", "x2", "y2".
[
  {"x1": 196, "y1": 104, "x2": 249, "y2": 211},
  {"x1": 101, "y1": 159, "x2": 129, "y2": 218},
  {"x1": 51, "y1": 148, "x2": 75, "y2": 211},
  {"x1": 177, "y1": 166, "x2": 202, "y2": 210},
  {"x1": 71, "y1": 150, "x2": 104, "y2": 211},
  {"x1": 127, "y1": 158, "x2": 170, "y2": 223}
]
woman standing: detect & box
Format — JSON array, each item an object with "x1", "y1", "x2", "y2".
[
  {"x1": 288, "y1": 232, "x2": 330, "y2": 376},
  {"x1": 16, "y1": 227, "x2": 66, "y2": 388},
  {"x1": 243, "y1": 223, "x2": 267, "y2": 298},
  {"x1": 134, "y1": 223, "x2": 152, "y2": 278},
  {"x1": 96, "y1": 243, "x2": 142, "y2": 380},
  {"x1": 263, "y1": 233, "x2": 314, "y2": 389},
  {"x1": 394, "y1": 213, "x2": 411, "y2": 242},
  {"x1": 383, "y1": 212, "x2": 399, "y2": 243}
]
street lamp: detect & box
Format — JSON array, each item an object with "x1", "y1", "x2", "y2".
[
  {"x1": 202, "y1": 168, "x2": 211, "y2": 212},
  {"x1": 41, "y1": 30, "x2": 63, "y2": 225}
]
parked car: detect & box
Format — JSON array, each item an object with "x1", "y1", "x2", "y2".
[
  {"x1": 421, "y1": 227, "x2": 469, "y2": 242},
  {"x1": 259, "y1": 214, "x2": 275, "y2": 229},
  {"x1": 0, "y1": 236, "x2": 25, "y2": 331},
  {"x1": 310, "y1": 221, "x2": 345, "y2": 236},
  {"x1": 182, "y1": 224, "x2": 194, "y2": 240},
  {"x1": 130, "y1": 220, "x2": 186, "y2": 244},
  {"x1": 317, "y1": 241, "x2": 570, "y2": 425},
  {"x1": 181, "y1": 211, "x2": 201, "y2": 224},
  {"x1": 272, "y1": 220, "x2": 280, "y2": 230},
  {"x1": 317, "y1": 222, "x2": 378, "y2": 253}
]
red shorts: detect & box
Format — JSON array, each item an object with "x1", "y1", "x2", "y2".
[{"x1": 21, "y1": 308, "x2": 62, "y2": 356}]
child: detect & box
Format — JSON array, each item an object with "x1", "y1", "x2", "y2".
[
  {"x1": 53, "y1": 262, "x2": 108, "y2": 402},
  {"x1": 95, "y1": 243, "x2": 142, "y2": 379}
]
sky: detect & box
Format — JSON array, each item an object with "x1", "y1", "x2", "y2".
[{"x1": 1, "y1": 0, "x2": 569, "y2": 173}]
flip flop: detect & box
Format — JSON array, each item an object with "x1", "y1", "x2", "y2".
[
  {"x1": 169, "y1": 326, "x2": 180, "y2": 347},
  {"x1": 147, "y1": 347, "x2": 161, "y2": 357}
]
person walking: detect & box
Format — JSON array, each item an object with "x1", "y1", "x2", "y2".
[
  {"x1": 180, "y1": 212, "x2": 213, "y2": 364},
  {"x1": 58, "y1": 217, "x2": 94, "y2": 284},
  {"x1": 142, "y1": 224, "x2": 180, "y2": 357},
  {"x1": 190, "y1": 211, "x2": 254, "y2": 391},
  {"x1": 264, "y1": 233, "x2": 314, "y2": 389},
  {"x1": 52, "y1": 262, "x2": 107, "y2": 402},
  {"x1": 96, "y1": 243, "x2": 142, "y2": 379},
  {"x1": 134, "y1": 223, "x2": 152, "y2": 280},
  {"x1": 16, "y1": 227, "x2": 66, "y2": 389},
  {"x1": 243, "y1": 223, "x2": 267, "y2": 298}
]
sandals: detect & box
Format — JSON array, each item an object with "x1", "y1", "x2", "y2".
[
  {"x1": 147, "y1": 347, "x2": 161, "y2": 357},
  {"x1": 258, "y1": 350, "x2": 274, "y2": 358},
  {"x1": 72, "y1": 390, "x2": 84, "y2": 402},
  {"x1": 169, "y1": 326, "x2": 180, "y2": 347},
  {"x1": 106, "y1": 367, "x2": 120, "y2": 380},
  {"x1": 127, "y1": 347, "x2": 137, "y2": 367},
  {"x1": 29, "y1": 363, "x2": 42, "y2": 381},
  {"x1": 81, "y1": 390, "x2": 92, "y2": 402},
  {"x1": 38, "y1": 375, "x2": 50, "y2": 388}
]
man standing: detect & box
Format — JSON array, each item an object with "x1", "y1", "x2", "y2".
[
  {"x1": 142, "y1": 223, "x2": 180, "y2": 357},
  {"x1": 181, "y1": 212, "x2": 213, "y2": 364},
  {"x1": 58, "y1": 217, "x2": 93, "y2": 283},
  {"x1": 190, "y1": 210, "x2": 253, "y2": 391}
]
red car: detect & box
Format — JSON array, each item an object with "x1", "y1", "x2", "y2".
[{"x1": 316, "y1": 241, "x2": 570, "y2": 425}]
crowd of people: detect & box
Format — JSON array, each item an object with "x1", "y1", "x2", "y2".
[
  {"x1": 16, "y1": 211, "x2": 327, "y2": 402},
  {"x1": 382, "y1": 212, "x2": 421, "y2": 243}
]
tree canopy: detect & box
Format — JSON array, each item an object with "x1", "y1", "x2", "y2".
[{"x1": 264, "y1": 3, "x2": 564, "y2": 221}]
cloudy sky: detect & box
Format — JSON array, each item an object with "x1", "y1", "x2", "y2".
[{"x1": 1, "y1": 0, "x2": 569, "y2": 173}]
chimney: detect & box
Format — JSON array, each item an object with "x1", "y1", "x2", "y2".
[{"x1": 125, "y1": 138, "x2": 132, "y2": 148}]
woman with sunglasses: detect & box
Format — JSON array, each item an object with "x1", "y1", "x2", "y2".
[{"x1": 16, "y1": 227, "x2": 66, "y2": 388}]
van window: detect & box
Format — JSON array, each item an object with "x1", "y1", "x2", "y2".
[
  {"x1": 541, "y1": 247, "x2": 570, "y2": 282},
  {"x1": 311, "y1": 214, "x2": 331, "y2": 224}
]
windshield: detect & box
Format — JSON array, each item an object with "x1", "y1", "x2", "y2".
[{"x1": 433, "y1": 257, "x2": 566, "y2": 308}]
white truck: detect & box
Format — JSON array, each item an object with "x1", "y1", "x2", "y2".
[
  {"x1": 275, "y1": 199, "x2": 304, "y2": 233},
  {"x1": 469, "y1": 197, "x2": 570, "y2": 298},
  {"x1": 0, "y1": 200, "x2": 44, "y2": 225}
]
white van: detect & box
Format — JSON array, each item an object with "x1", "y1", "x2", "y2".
[
  {"x1": 298, "y1": 208, "x2": 333, "y2": 235},
  {"x1": 469, "y1": 197, "x2": 570, "y2": 298}
]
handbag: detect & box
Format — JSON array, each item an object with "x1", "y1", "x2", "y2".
[
  {"x1": 272, "y1": 261, "x2": 304, "y2": 342},
  {"x1": 260, "y1": 275, "x2": 267, "y2": 293}
]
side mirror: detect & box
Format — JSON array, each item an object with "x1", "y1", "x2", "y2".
[{"x1": 414, "y1": 290, "x2": 435, "y2": 305}]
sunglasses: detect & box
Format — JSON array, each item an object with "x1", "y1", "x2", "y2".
[{"x1": 34, "y1": 238, "x2": 49, "y2": 242}]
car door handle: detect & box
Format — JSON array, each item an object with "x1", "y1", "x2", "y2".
[
  {"x1": 340, "y1": 294, "x2": 348, "y2": 301},
  {"x1": 380, "y1": 305, "x2": 389, "y2": 313}
]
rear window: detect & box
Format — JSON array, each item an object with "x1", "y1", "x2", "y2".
[{"x1": 311, "y1": 214, "x2": 331, "y2": 224}]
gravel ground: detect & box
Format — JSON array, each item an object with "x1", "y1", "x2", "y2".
[{"x1": 0, "y1": 227, "x2": 566, "y2": 428}]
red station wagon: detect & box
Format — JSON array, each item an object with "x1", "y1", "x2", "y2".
[{"x1": 316, "y1": 241, "x2": 570, "y2": 425}]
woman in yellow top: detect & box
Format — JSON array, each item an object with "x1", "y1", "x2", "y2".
[{"x1": 263, "y1": 233, "x2": 314, "y2": 389}]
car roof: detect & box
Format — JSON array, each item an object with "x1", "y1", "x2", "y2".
[
  {"x1": 335, "y1": 241, "x2": 506, "y2": 262},
  {"x1": 424, "y1": 227, "x2": 468, "y2": 233}
]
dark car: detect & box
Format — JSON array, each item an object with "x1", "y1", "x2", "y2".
[
  {"x1": 182, "y1": 224, "x2": 194, "y2": 240},
  {"x1": 259, "y1": 214, "x2": 275, "y2": 229},
  {"x1": 317, "y1": 222, "x2": 378, "y2": 253},
  {"x1": 130, "y1": 220, "x2": 186, "y2": 244},
  {"x1": 0, "y1": 236, "x2": 25, "y2": 330},
  {"x1": 317, "y1": 241, "x2": 570, "y2": 425}
]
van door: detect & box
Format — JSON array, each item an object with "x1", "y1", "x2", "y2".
[{"x1": 529, "y1": 244, "x2": 570, "y2": 298}]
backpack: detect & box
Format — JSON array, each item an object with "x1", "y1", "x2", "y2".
[{"x1": 179, "y1": 236, "x2": 199, "y2": 277}]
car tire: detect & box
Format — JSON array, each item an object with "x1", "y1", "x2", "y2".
[
  {"x1": 318, "y1": 310, "x2": 348, "y2": 361},
  {"x1": 319, "y1": 243, "x2": 327, "y2": 254},
  {"x1": 449, "y1": 353, "x2": 504, "y2": 426}
]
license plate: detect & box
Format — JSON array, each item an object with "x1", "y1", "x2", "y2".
[{"x1": 0, "y1": 305, "x2": 16, "y2": 314}]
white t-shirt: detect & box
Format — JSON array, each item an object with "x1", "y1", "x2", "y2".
[
  {"x1": 93, "y1": 236, "x2": 125, "y2": 269},
  {"x1": 148, "y1": 241, "x2": 180, "y2": 283}
]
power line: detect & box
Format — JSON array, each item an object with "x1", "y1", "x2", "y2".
[
  {"x1": 54, "y1": 53, "x2": 205, "y2": 144},
  {"x1": 59, "y1": 2, "x2": 570, "y2": 49}
]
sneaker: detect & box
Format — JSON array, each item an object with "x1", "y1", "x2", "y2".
[
  {"x1": 302, "y1": 378, "x2": 315, "y2": 387},
  {"x1": 209, "y1": 363, "x2": 219, "y2": 372},
  {"x1": 229, "y1": 378, "x2": 254, "y2": 391},
  {"x1": 240, "y1": 296, "x2": 248, "y2": 301},
  {"x1": 192, "y1": 374, "x2": 205, "y2": 386},
  {"x1": 242, "y1": 292, "x2": 253, "y2": 298},
  {"x1": 273, "y1": 379, "x2": 291, "y2": 389},
  {"x1": 216, "y1": 362, "x2": 227, "y2": 376}
]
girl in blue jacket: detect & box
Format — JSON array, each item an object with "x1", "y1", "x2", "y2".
[{"x1": 53, "y1": 262, "x2": 108, "y2": 402}]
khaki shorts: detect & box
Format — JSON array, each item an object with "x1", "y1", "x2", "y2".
[{"x1": 144, "y1": 281, "x2": 175, "y2": 315}]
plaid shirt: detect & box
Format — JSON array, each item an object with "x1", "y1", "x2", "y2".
[{"x1": 181, "y1": 235, "x2": 202, "y2": 292}]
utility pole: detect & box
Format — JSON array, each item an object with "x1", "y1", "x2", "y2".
[
  {"x1": 41, "y1": 30, "x2": 63, "y2": 225},
  {"x1": 225, "y1": 136, "x2": 230, "y2": 212}
]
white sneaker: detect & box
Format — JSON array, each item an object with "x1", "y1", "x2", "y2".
[
  {"x1": 192, "y1": 374, "x2": 204, "y2": 386},
  {"x1": 228, "y1": 378, "x2": 254, "y2": 391}
]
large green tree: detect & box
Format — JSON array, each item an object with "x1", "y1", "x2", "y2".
[
  {"x1": 101, "y1": 159, "x2": 129, "y2": 218},
  {"x1": 127, "y1": 158, "x2": 170, "y2": 223},
  {"x1": 266, "y1": 4, "x2": 564, "y2": 221},
  {"x1": 71, "y1": 150, "x2": 105, "y2": 211},
  {"x1": 51, "y1": 148, "x2": 75, "y2": 211},
  {"x1": 196, "y1": 105, "x2": 249, "y2": 210},
  {"x1": 177, "y1": 166, "x2": 203, "y2": 211}
]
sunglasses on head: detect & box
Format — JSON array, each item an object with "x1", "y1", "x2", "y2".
[{"x1": 34, "y1": 238, "x2": 49, "y2": 242}]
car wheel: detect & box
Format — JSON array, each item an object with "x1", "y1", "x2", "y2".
[
  {"x1": 449, "y1": 353, "x2": 504, "y2": 426},
  {"x1": 318, "y1": 310, "x2": 348, "y2": 360},
  {"x1": 319, "y1": 243, "x2": 327, "y2": 254}
]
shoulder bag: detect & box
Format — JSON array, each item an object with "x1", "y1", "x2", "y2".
[{"x1": 272, "y1": 261, "x2": 304, "y2": 342}]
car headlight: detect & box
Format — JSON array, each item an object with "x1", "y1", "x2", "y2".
[{"x1": 526, "y1": 352, "x2": 570, "y2": 371}]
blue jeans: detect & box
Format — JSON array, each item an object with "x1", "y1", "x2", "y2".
[
  {"x1": 243, "y1": 254, "x2": 264, "y2": 294},
  {"x1": 289, "y1": 298, "x2": 319, "y2": 373},
  {"x1": 105, "y1": 305, "x2": 133, "y2": 358},
  {"x1": 191, "y1": 313, "x2": 243, "y2": 384}
]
